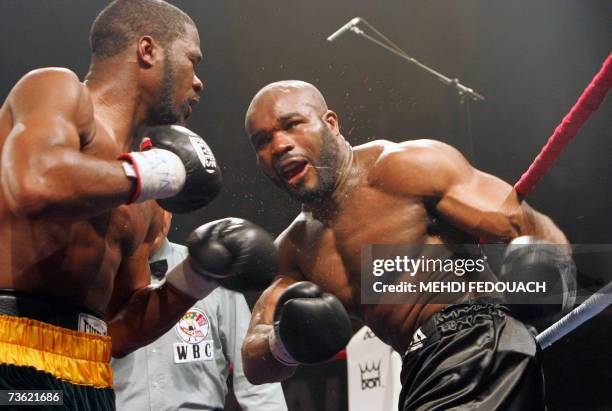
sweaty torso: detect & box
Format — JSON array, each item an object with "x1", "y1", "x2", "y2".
[
  {"x1": 0, "y1": 80, "x2": 158, "y2": 314},
  {"x1": 285, "y1": 141, "x2": 482, "y2": 353}
]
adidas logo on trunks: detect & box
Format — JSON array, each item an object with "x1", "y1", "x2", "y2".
[{"x1": 407, "y1": 328, "x2": 427, "y2": 352}]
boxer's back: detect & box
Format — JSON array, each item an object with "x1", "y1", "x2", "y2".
[{"x1": 0, "y1": 69, "x2": 156, "y2": 313}]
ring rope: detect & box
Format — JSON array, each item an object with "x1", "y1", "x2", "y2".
[
  {"x1": 518, "y1": 52, "x2": 612, "y2": 347},
  {"x1": 537, "y1": 280, "x2": 612, "y2": 349},
  {"x1": 514, "y1": 53, "x2": 612, "y2": 197}
]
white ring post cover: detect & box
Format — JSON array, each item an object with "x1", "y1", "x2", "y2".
[{"x1": 346, "y1": 326, "x2": 402, "y2": 411}]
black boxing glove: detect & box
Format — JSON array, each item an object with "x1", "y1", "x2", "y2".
[
  {"x1": 500, "y1": 236, "x2": 577, "y2": 331},
  {"x1": 119, "y1": 125, "x2": 222, "y2": 213},
  {"x1": 174, "y1": 217, "x2": 277, "y2": 294},
  {"x1": 268, "y1": 281, "x2": 352, "y2": 366}
]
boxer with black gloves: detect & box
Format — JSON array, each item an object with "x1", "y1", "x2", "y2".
[
  {"x1": 242, "y1": 80, "x2": 571, "y2": 410},
  {"x1": 0, "y1": 1, "x2": 250, "y2": 409}
]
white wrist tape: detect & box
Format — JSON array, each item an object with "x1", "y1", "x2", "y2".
[
  {"x1": 268, "y1": 324, "x2": 299, "y2": 366},
  {"x1": 120, "y1": 149, "x2": 186, "y2": 204},
  {"x1": 164, "y1": 258, "x2": 218, "y2": 299}
]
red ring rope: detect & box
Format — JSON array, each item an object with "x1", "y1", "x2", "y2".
[{"x1": 514, "y1": 53, "x2": 612, "y2": 198}]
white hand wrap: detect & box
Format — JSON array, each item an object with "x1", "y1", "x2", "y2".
[
  {"x1": 268, "y1": 324, "x2": 299, "y2": 366},
  {"x1": 164, "y1": 258, "x2": 218, "y2": 299},
  {"x1": 119, "y1": 149, "x2": 186, "y2": 204}
]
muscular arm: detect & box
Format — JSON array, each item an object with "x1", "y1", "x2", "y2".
[
  {"x1": 106, "y1": 241, "x2": 202, "y2": 357},
  {"x1": 107, "y1": 209, "x2": 201, "y2": 357},
  {"x1": 1, "y1": 68, "x2": 133, "y2": 221},
  {"x1": 242, "y1": 228, "x2": 303, "y2": 385},
  {"x1": 376, "y1": 140, "x2": 568, "y2": 244},
  {"x1": 230, "y1": 290, "x2": 288, "y2": 410},
  {"x1": 242, "y1": 275, "x2": 299, "y2": 385}
]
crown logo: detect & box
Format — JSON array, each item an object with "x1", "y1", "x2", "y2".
[{"x1": 359, "y1": 360, "x2": 382, "y2": 390}]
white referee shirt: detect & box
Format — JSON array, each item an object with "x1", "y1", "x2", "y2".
[{"x1": 111, "y1": 239, "x2": 287, "y2": 411}]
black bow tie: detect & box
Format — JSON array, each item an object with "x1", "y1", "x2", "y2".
[{"x1": 149, "y1": 259, "x2": 168, "y2": 280}]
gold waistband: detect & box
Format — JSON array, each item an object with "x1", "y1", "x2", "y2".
[{"x1": 0, "y1": 315, "x2": 112, "y2": 388}]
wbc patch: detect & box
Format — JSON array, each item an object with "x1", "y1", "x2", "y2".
[{"x1": 174, "y1": 308, "x2": 214, "y2": 363}]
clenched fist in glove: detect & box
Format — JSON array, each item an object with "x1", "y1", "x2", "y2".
[
  {"x1": 268, "y1": 281, "x2": 352, "y2": 366},
  {"x1": 164, "y1": 218, "x2": 278, "y2": 298},
  {"x1": 119, "y1": 125, "x2": 222, "y2": 213},
  {"x1": 500, "y1": 236, "x2": 576, "y2": 331}
]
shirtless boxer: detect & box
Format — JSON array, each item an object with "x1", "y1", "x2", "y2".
[
  {"x1": 0, "y1": 1, "x2": 275, "y2": 409},
  {"x1": 242, "y1": 80, "x2": 573, "y2": 410}
]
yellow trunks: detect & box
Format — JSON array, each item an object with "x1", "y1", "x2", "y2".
[{"x1": 0, "y1": 315, "x2": 112, "y2": 388}]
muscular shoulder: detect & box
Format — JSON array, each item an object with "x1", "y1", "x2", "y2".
[
  {"x1": 275, "y1": 213, "x2": 307, "y2": 253},
  {"x1": 367, "y1": 139, "x2": 473, "y2": 197},
  {"x1": 274, "y1": 213, "x2": 310, "y2": 277},
  {"x1": 9, "y1": 67, "x2": 94, "y2": 135},
  {"x1": 10, "y1": 68, "x2": 83, "y2": 106}
]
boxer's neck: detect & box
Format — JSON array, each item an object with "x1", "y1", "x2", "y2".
[
  {"x1": 85, "y1": 63, "x2": 148, "y2": 150},
  {"x1": 331, "y1": 139, "x2": 358, "y2": 202},
  {"x1": 306, "y1": 137, "x2": 360, "y2": 220}
]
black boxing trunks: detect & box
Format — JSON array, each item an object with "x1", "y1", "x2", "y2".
[
  {"x1": 399, "y1": 302, "x2": 545, "y2": 411},
  {"x1": 0, "y1": 291, "x2": 114, "y2": 410}
]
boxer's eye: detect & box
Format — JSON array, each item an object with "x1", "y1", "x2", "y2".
[
  {"x1": 286, "y1": 120, "x2": 301, "y2": 129},
  {"x1": 188, "y1": 53, "x2": 202, "y2": 69},
  {"x1": 253, "y1": 134, "x2": 270, "y2": 150}
]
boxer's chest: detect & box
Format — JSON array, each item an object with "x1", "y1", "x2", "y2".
[
  {"x1": 104, "y1": 202, "x2": 154, "y2": 254},
  {"x1": 83, "y1": 125, "x2": 156, "y2": 255},
  {"x1": 296, "y1": 186, "x2": 429, "y2": 313}
]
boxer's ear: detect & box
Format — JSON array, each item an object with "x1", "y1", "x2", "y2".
[
  {"x1": 322, "y1": 110, "x2": 340, "y2": 136},
  {"x1": 137, "y1": 35, "x2": 161, "y2": 68}
]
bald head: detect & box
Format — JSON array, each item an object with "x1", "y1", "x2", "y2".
[
  {"x1": 244, "y1": 80, "x2": 345, "y2": 203},
  {"x1": 245, "y1": 80, "x2": 328, "y2": 130}
]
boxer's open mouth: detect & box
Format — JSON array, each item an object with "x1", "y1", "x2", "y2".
[{"x1": 280, "y1": 159, "x2": 309, "y2": 185}]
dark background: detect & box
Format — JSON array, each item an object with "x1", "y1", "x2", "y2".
[{"x1": 1, "y1": 1, "x2": 610, "y2": 410}]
